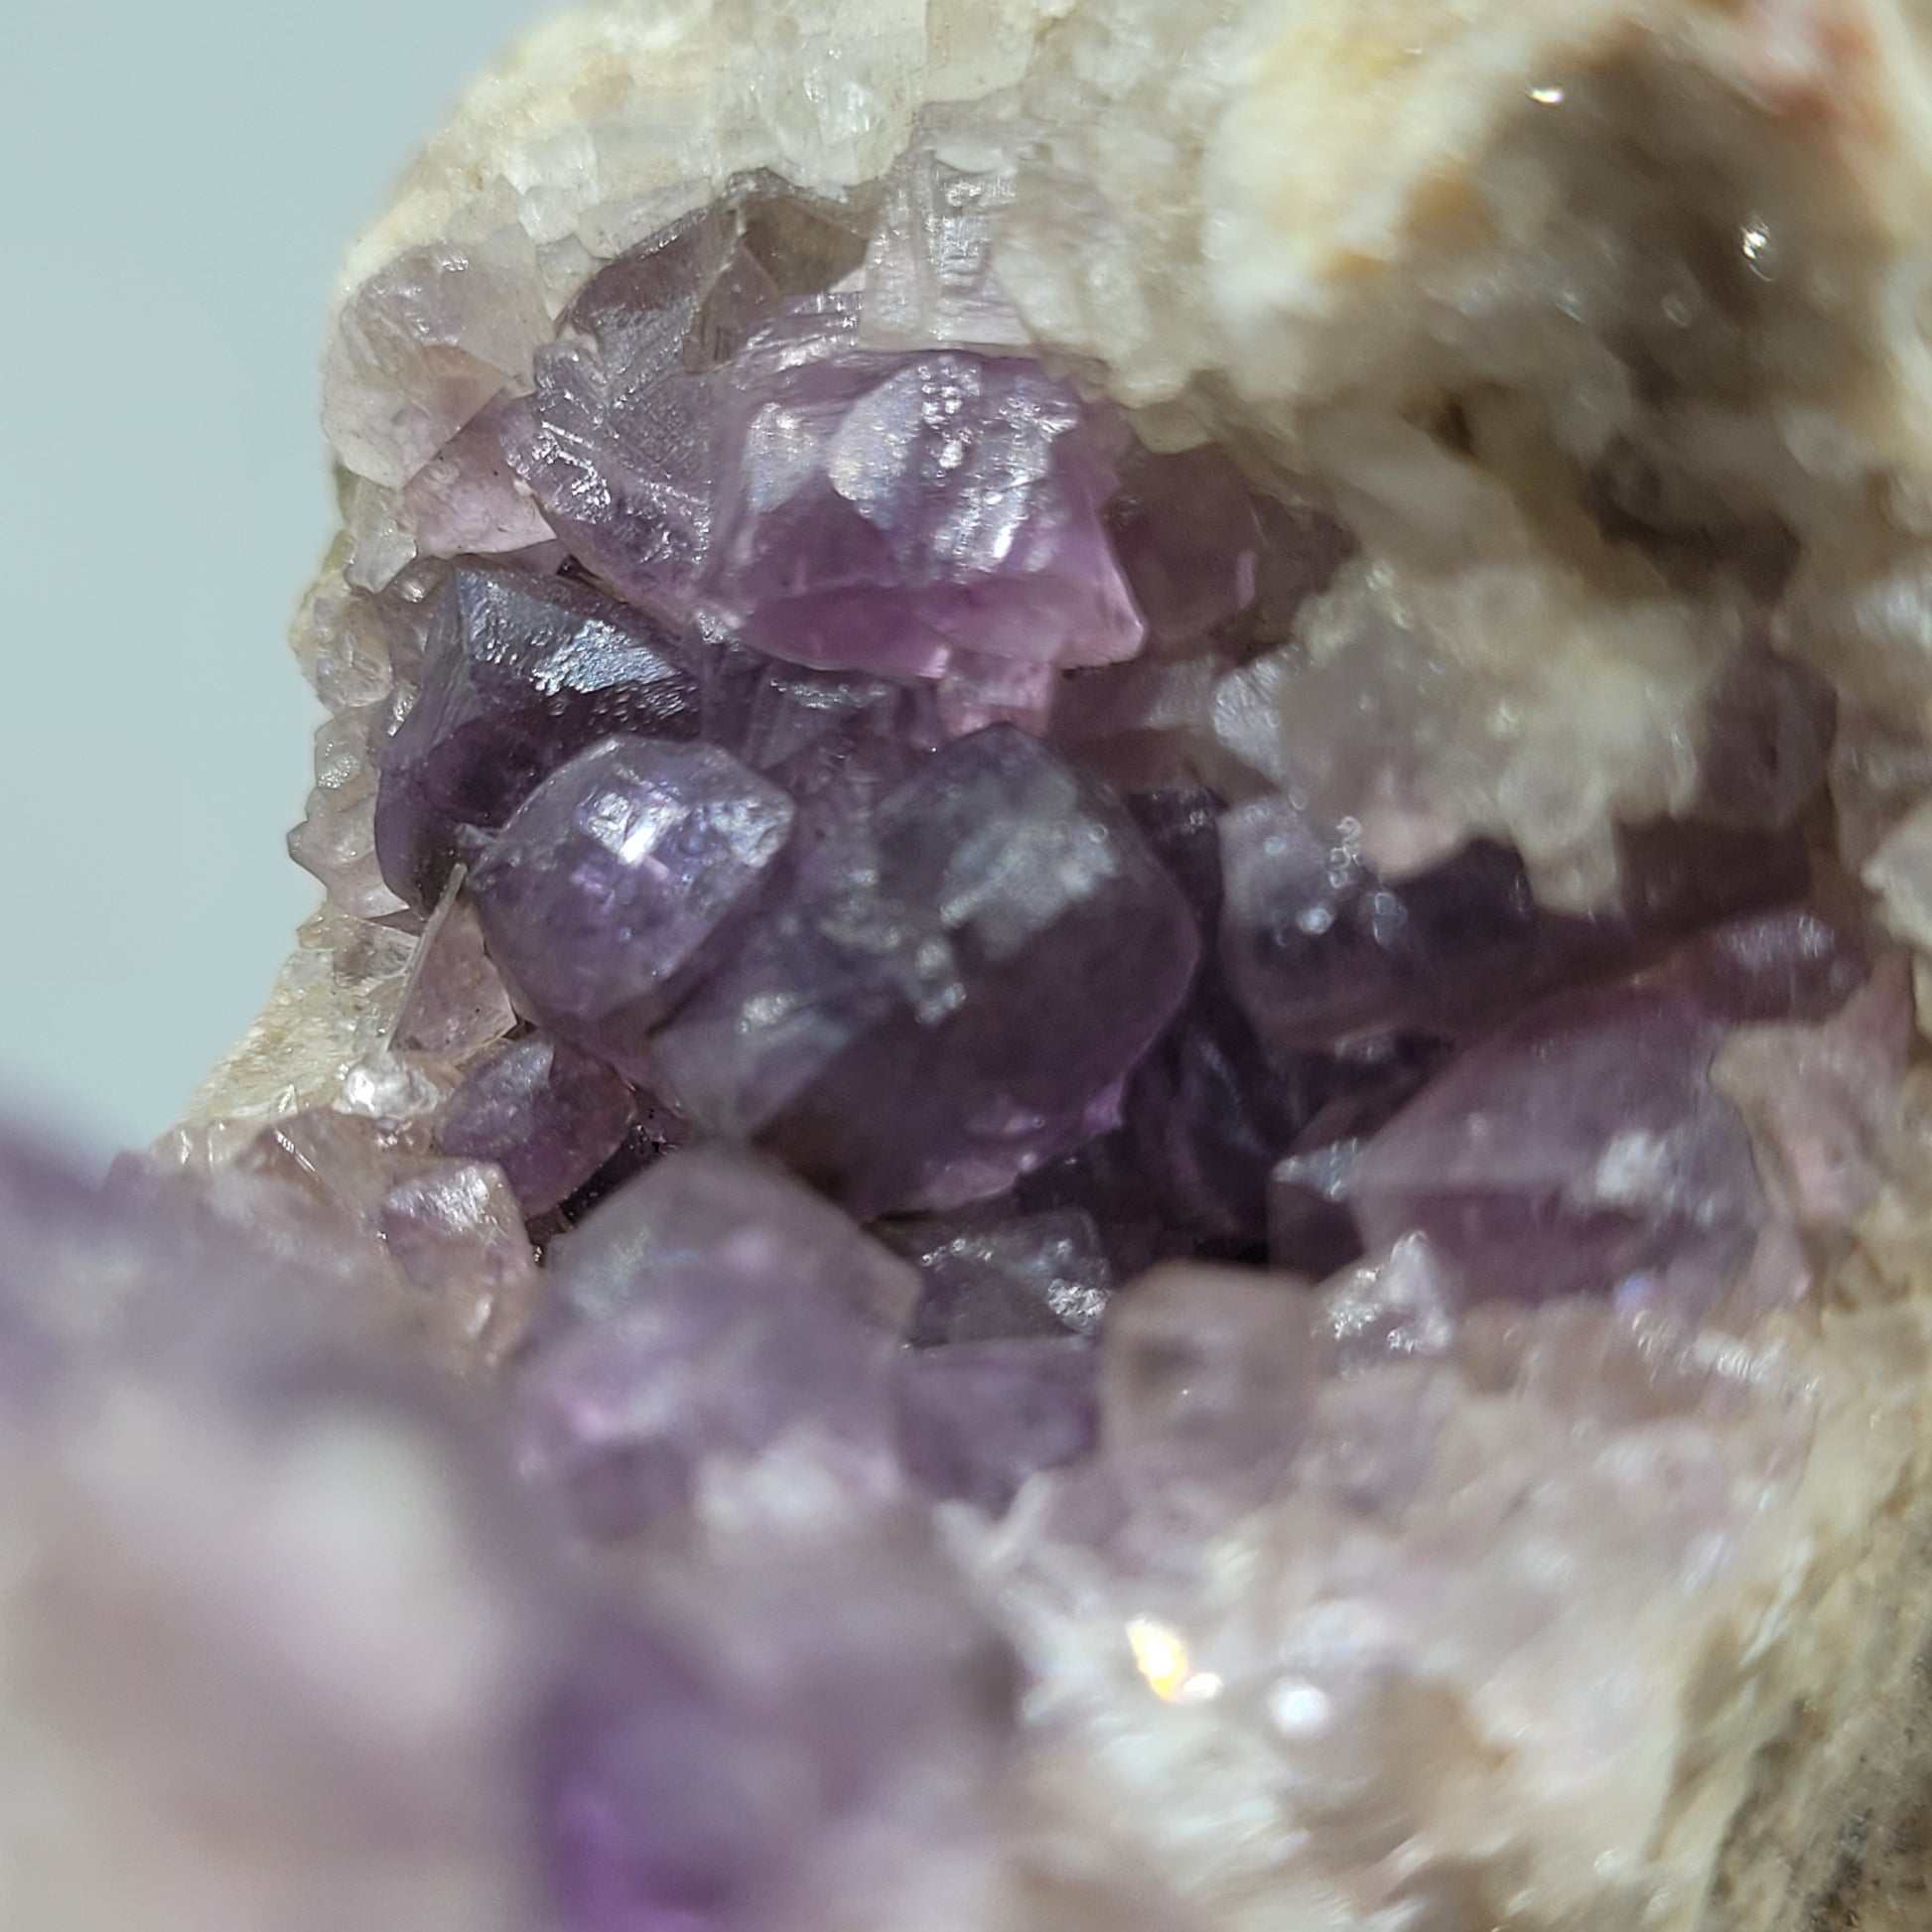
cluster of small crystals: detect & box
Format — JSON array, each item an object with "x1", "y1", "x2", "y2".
[{"x1": 129, "y1": 149, "x2": 1932, "y2": 1930}]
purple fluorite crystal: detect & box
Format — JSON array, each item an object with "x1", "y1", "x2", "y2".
[
  {"x1": 515, "y1": 1148, "x2": 913, "y2": 1535},
  {"x1": 706, "y1": 299, "x2": 1143, "y2": 687},
  {"x1": 468, "y1": 738, "x2": 794, "y2": 1077},
  {"x1": 894, "y1": 1338, "x2": 1098, "y2": 1514},
  {"x1": 1351, "y1": 981, "x2": 1770, "y2": 1313},
  {"x1": 892, "y1": 1208, "x2": 1114, "y2": 1344},
  {"x1": 437, "y1": 1034, "x2": 641, "y2": 1216},
  {"x1": 653, "y1": 727, "x2": 1198, "y2": 1213},
  {"x1": 375, "y1": 564, "x2": 706, "y2": 909}
]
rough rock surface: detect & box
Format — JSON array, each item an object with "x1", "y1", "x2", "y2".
[{"x1": 103, "y1": 1, "x2": 1932, "y2": 1930}]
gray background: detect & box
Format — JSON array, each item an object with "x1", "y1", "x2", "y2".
[{"x1": 0, "y1": 2, "x2": 544, "y2": 1160}]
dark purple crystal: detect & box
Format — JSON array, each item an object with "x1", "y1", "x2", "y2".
[
  {"x1": 468, "y1": 737, "x2": 794, "y2": 1080},
  {"x1": 653, "y1": 728, "x2": 1199, "y2": 1214},
  {"x1": 375, "y1": 564, "x2": 705, "y2": 910},
  {"x1": 436, "y1": 1034, "x2": 641, "y2": 1217}
]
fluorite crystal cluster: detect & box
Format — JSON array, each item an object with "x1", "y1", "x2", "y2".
[{"x1": 40, "y1": 1, "x2": 1932, "y2": 1928}]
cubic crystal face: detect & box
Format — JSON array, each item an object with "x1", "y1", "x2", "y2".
[
  {"x1": 468, "y1": 737, "x2": 795, "y2": 1075},
  {"x1": 654, "y1": 726, "x2": 1199, "y2": 1213}
]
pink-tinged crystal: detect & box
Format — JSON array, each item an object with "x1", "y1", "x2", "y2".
[
  {"x1": 220, "y1": 1108, "x2": 541, "y2": 1376},
  {"x1": 890, "y1": 1209, "x2": 1114, "y2": 1344},
  {"x1": 468, "y1": 738, "x2": 794, "y2": 1079},
  {"x1": 515, "y1": 1150, "x2": 913, "y2": 1536},
  {"x1": 322, "y1": 225, "x2": 550, "y2": 488},
  {"x1": 376, "y1": 1158, "x2": 543, "y2": 1374},
  {"x1": 389, "y1": 881, "x2": 519, "y2": 1062},
  {"x1": 1715, "y1": 955, "x2": 1912, "y2": 1232},
  {"x1": 375, "y1": 564, "x2": 706, "y2": 910},
  {"x1": 1104, "y1": 443, "x2": 1263, "y2": 648},
  {"x1": 894, "y1": 1338, "x2": 1098, "y2": 1513},
  {"x1": 653, "y1": 728, "x2": 1198, "y2": 1215},
  {"x1": 1101, "y1": 1263, "x2": 1317, "y2": 1505},
  {"x1": 401, "y1": 393, "x2": 557, "y2": 557},
  {"x1": 1672, "y1": 901, "x2": 1872, "y2": 1023},
  {"x1": 1350, "y1": 983, "x2": 1766, "y2": 1313},
  {"x1": 707, "y1": 299, "x2": 1145, "y2": 680},
  {"x1": 436, "y1": 1035, "x2": 640, "y2": 1217}
]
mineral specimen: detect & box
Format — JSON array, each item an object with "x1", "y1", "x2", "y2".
[{"x1": 63, "y1": 0, "x2": 1932, "y2": 1929}]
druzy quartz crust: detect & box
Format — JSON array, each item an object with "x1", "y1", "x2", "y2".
[{"x1": 47, "y1": 1, "x2": 1932, "y2": 1929}]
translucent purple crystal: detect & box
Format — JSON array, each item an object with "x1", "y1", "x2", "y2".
[
  {"x1": 436, "y1": 1034, "x2": 641, "y2": 1217},
  {"x1": 1350, "y1": 982, "x2": 1769, "y2": 1313},
  {"x1": 468, "y1": 738, "x2": 794, "y2": 1079},
  {"x1": 706, "y1": 300, "x2": 1144, "y2": 687},
  {"x1": 1104, "y1": 442, "x2": 1264, "y2": 649},
  {"x1": 375, "y1": 564, "x2": 705, "y2": 909},
  {"x1": 515, "y1": 1149, "x2": 914, "y2": 1535},
  {"x1": 891, "y1": 1208, "x2": 1114, "y2": 1344},
  {"x1": 653, "y1": 727, "x2": 1199, "y2": 1214},
  {"x1": 501, "y1": 187, "x2": 871, "y2": 626},
  {"x1": 1220, "y1": 794, "x2": 1544, "y2": 1048},
  {"x1": 893, "y1": 1338, "x2": 1098, "y2": 1514}
]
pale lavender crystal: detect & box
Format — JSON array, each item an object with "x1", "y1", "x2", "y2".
[
  {"x1": 401, "y1": 392, "x2": 556, "y2": 557},
  {"x1": 515, "y1": 1149, "x2": 914, "y2": 1535},
  {"x1": 653, "y1": 728, "x2": 1198, "y2": 1214},
  {"x1": 1101, "y1": 1263, "x2": 1317, "y2": 1506},
  {"x1": 1104, "y1": 443, "x2": 1263, "y2": 649},
  {"x1": 501, "y1": 186, "x2": 870, "y2": 624},
  {"x1": 706, "y1": 299, "x2": 1145, "y2": 681},
  {"x1": 1220, "y1": 792, "x2": 1544, "y2": 1048},
  {"x1": 1350, "y1": 982, "x2": 1767, "y2": 1313},
  {"x1": 894, "y1": 1338, "x2": 1098, "y2": 1513},
  {"x1": 537, "y1": 1537, "x2": 1012, "y2": 1932},
  {"x1": 3, "y1": 1127, "x2": 553, "y2": 1932},
  {"x1": 375, "y1": 563, "x2": 705, "y2": 909},
  {"x1": 436, "y1": 1034, "x2": 640, "y2": 1217},
  {"x1": 498, "y1": 210, "x2": 728, "y2": 623},
  {"x1": 376, "y1": 1158, "x2": 544, "y2": 1373},
  {"x1": 322, "y1": 225, "x2": 550, "y2": 488},
  {"x1": 468, "y1": 738, "x2": 794, "y2": 1080},
  {"x1": 890, "y1": 1208, "x2": 1114, "y2": 1344},
  {"x1": 534, "y1": 1615, "x2": 782, "y2": 1932},
  {"x1": 389, "y1": 880, "x2": 518, "y2": 1062}
]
